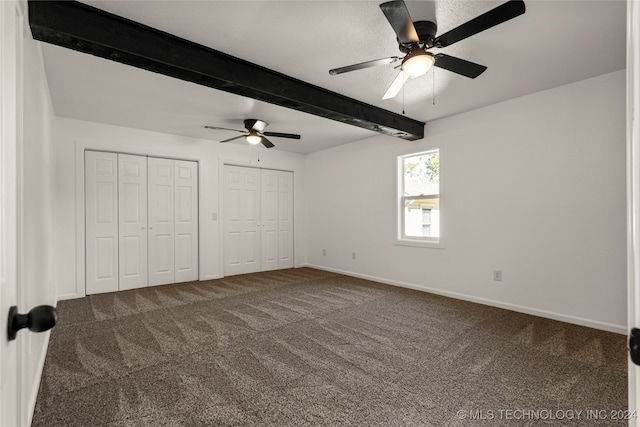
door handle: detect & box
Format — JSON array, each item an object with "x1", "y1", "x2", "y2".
[
  {"x1": 7, "y1": 305, "x2": 57, "y2": 341},
  {"x1": 629, "y1": 328, "x2": 640, "y2": 365}
]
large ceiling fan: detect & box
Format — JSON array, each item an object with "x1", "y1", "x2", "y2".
[
  {"x1": 203, "y1": 119, "x2": 301, "y2": 148},
  {"x1": 329, "y1": 0, "x2": 526, "y2": 99}
]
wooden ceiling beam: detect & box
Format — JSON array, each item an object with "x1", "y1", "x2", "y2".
[{"x1": 28, "y1": 1, "x2": 424, "y2": 140}]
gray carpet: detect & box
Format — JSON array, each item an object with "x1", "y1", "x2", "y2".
[{"x1": 33, "y1": 268, "x2": 627, "y2": 426}]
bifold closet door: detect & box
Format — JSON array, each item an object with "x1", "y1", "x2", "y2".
[
  {"x1": 118, "y1": 154, "x2": 148, "y2": 291},
  {"x1": 260, "y1": 170, "x2": 293, "y2": 270},
  {"x1": 174, "y1": 160, "x2": 199, "y2": 283},
  {"x1": 85, "y1": 151, "x2": 119, "y2": 294},
  {"x1": 87, "y1": 152, "x2": 199, "y2": 294},
  {"x1": 261, "y1": 170, "x2": 279, "y2": 271},
  {"x1": 148, "y1": 157, "x2": 199, "y2": 286},
  {"x1": 223, "y1": 166, "x2": 293, "y2": 276},
  {"x1": 277, "y1": 171, "x2": 294, "y2": 269},
  {"x1": 223, "y1": 165, "x2": 261, "y2": 276},
  {"x1": 148, "y1": 157, "x2": 176, "y2": 286}
]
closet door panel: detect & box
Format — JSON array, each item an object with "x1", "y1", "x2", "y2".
[
  {"x1": 174, "y1": 160, "x2": 198, "y2": 283},
  {"x1": 148, "y1": 157, "x2": 175, "y2": 286},
  {"x1": 278, "y1": 171, "x2": 294, "y2": 269},
  {"x1": 85, "y1": 151, "x2": 119, "y2": 294},
  {"x1": 243, "y1": 168, "x2": 261, "y2": 273},
  {"x1": 225, "y1": 176, "x2": 242, "y2": 273},
  {"x1": 261, "y1": 169, "x2": 279, "y2": 271},
  {"x1": 118, "y1": 154, "x2": 148, "y2": 290},
  {"x1": 223, "y1": 167, "x2": 241, "y2": 275},
  {"x1": 223, "y1": 165, "x2": 261, "y2": 276},
  {"x1": 223, "y1": 166, "x2": 294, "y2": 276}
]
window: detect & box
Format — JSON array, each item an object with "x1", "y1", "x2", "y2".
[{"x1": 398, "y1": 150, "x2": 441, "y2": 246}]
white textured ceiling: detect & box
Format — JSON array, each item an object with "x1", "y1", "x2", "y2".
[{"x1": 40, "y1": 0, "x2": 626, "y2": 154}]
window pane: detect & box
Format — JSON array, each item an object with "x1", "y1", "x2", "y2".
[
  {"x1": 403, "y1": 152, "x2": 439, "y2": 197},
  {"x1": 404, "y1": 199, "x2": 440, "y2": 238},
  {"x1": 399, "y1": 149, "x2": 440, "y2": 243}
]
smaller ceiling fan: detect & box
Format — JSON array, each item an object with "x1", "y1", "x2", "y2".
[
  {"x1": 203, "y1": 119, "x2": 301, "y2": 148},
  {"x1": 329, "y1": 0, "x2": 526, "y2": 99}
]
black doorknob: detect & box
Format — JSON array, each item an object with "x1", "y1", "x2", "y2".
[{"x1": 7, "y1": 305, "x2": 57, "y2": 341}]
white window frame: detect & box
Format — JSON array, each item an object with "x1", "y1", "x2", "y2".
[{"x1": 396, "y1": 149, "x2": 444, "y2": 249}]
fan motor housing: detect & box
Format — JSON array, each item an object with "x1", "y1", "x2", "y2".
[
  {"x1": 415, "y1": 20, "x2": 438, "y2": 46},
  {"x1": 398, "y1": 20, "x2": 438, "y2": 53}
]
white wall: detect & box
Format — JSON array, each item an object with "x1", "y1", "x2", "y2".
[
  {"x1": 54, "y1": 118, "x2": 306, "y2": 299},
  {"x1": 21, "y1": 14, "x2": 57, "y2": 425},
  {"x1": 305, "y1": 70, "x2": 627, "y2": 333}
]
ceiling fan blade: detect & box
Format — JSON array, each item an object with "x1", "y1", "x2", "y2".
[
  {"x1": 433, "y1": 0, "x2": 525, "y2": 48},
  {"x1": 244, "y1": 119, "x2": 268, "y2": 132},
  {"x1": 261, "y1": 137, "x2": 275, "y2": 148},
  {"x1": 219, "y1": 135, "x2": 245, "y2": 143},
  {"x1": 203, "y1": 125, "x2": 244, "y2": 133},
  {"x1": 434, "y1": 54, "x2": 487, "y2": 78},
  {"x1": 263, "y1": 131, "x2": 301, "y2": 140},
  {"x1": 382, "y1": 70, "x2": 409, "y2": 100},
  {"x1": 379, "y1": 0, "x2": 419, "y2": 45},
  {"x1": 329, "y1": 57, "x2": 401, "y2": 76}
]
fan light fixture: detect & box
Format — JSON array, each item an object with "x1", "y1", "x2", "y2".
[
  {"x1": 401, "y1": 50, "x2": 434, "y2": 78},
  {"x1": 245, "y1": 132, "x2": 262, "y2": 145}
]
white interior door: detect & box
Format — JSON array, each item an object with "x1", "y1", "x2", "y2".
[
  {"x1": 223, "y1": 165, "x2": 261, "y2": 276},
  {"x1": 223, "y1": 166, "x2": 293, "y2": 276},
  {"x1": 85, "y1": 151, "x2": 119, "y2": 294},
  {"x1": 278, "y1": 171, "x2": 294, "y2": 269},
  {"x1": 0, "y1": 2, "x2": 21, "y2": 423},
  {"x1": 174, "y1": 160, "x2": 198, "y2": 283},
  {"x1": 628, "y1": 0, "x2": 640, "y2": 422},
  {"x1": 261, "y1": 169, "x2": 279, "y2": 271},
  {"x1": 118, "y1": 154, "x2": 148, "y2": 290},
  {"x1": 148, "y1": 157, "x2": 175, "y2": 286}
]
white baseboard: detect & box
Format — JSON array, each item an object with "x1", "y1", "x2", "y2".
[
  {"x1": 56, "y1": 292, "x2": 83, "y2": 301},
  {"x1": 301, "y1": 263, "x2": 627, "y2": 335},
  {"x1": 201, "y1": 274, "x2": 223, "y2": 281},
  {"x1": 58, "y1": 274, "x2": 225, "y2": 300}
]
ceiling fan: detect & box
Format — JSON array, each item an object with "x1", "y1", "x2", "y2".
[
  {"x1": 329, "y1": 0, "x2": 526, "y2": 99},
  {"x1": 203, "y1": 119, "x2": 301, "y2": 148}
]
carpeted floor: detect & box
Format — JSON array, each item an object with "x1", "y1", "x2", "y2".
[{"x1": 33, "y1": 268, "x2": 627, "y2": 426}]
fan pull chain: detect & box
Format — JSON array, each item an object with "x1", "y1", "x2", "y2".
[
  {"x1": 402, "y1": 74, "x2": 406, "y2": 115},
  {"x1": 249, "y1": 144, "x2": 260, "y2": 165},
  {"x1": 432, "y1": 67, "x2": 436, "y2": 106}
]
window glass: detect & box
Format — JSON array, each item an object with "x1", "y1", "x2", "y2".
[{"x1": 400, "y1": 151, "x2": 440, "y2": 241}]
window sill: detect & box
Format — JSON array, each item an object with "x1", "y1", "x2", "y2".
[{"x1": 394, "y1": 239, "x2": 445, "y2": 249}]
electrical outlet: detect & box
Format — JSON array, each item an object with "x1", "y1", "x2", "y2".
[
  {"x1": 322, "y1": 249, "x2": 326, "y2": 256},
  {"x1": 211, "y1": 213, "x2": 217, "y2": 221},
  {"x1": 493, "y1": 270, "x2": 502, "y2": 282},
  {"x1": 352, "y1": 252, "x2": 356, "y2": 260}
]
